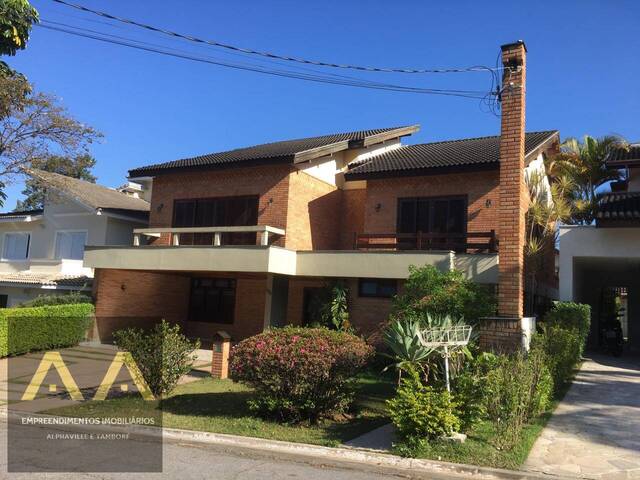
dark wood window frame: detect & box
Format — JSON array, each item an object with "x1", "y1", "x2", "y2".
[
  {"x1": 358, "y1": 278, "x2": 398, "y2": 298},
  {"x1": 396, "y1": 195, "x2": 468, "y2": 235},
  {"x1": 188, "y1": 277, "x2": 236, "y2": 324},
  {"x1": 172, "y1": 195, "x2": 259, "y2": 245}
]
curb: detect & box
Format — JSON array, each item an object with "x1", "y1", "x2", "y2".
[{"x1": 0, "y1": 408, "x2": 565, "y2": 480}]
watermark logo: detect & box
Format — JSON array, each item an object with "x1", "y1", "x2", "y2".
[{"x1": 21, "y1": 351, "x2": 154, "y2": 401}]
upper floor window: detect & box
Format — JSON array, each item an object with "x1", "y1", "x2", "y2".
[
  {"x1": 173, "y1": 196, "x2": 259, "y2": 245},
  {"x1": 397, "y1": 196, "x2": 467, "y2": 234},
  {"x1": 55, "y1": 231, "x2": 87, "y2": 260},
  {"x1": 2, "y1": 232, "x2": 30, "y2": 260}
]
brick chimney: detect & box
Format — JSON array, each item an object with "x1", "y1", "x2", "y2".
[{"x1": 498, "y1": 41, "x2": 527, "y2": 319}]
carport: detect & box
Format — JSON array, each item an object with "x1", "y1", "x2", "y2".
[{"x1": 560, "y1": 226, "x2": 640, "y2": 352}]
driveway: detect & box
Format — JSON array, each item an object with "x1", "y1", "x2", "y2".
[{"x1": 524, "y1": 355, "x2": 640, "y2": 479}]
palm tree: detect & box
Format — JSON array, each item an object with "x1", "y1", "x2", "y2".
[
  {"x1": 546, "y1": 135, "x2": 628, "y2": 225},
  {"x1": 524, "y1": 170, "x2": 570, "y2": 314}
]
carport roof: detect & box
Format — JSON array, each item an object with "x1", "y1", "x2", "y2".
[{"x1": 597, "y1": 191, "x2": 640, "y2": 221}]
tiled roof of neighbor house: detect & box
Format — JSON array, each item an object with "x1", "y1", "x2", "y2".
[
  {"x1": 606, "y1": 144, "x2": 640, "y2": 167},
  {"x1": 0, "y1": 273, "x2": 91, "y2": 289},
  {"x1": 128, "y1": 126, "x2": 419, "y2": 177},
  {"x1": 345, "y1": 130, "x2": 558, "y2": 179},
  {"x1": 27, "y1": 169, "x2": 150, "y2": 213},
  {"x1": 0, "y1": 209, "x2": 43, "y2": 220},
  {"x1": 597, "y1": 191, "x2": 640, "y2": 221}
]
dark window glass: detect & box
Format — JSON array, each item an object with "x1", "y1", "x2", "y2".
[
  {"x1": 396, "y1": 196, "x2": 467, "y2": 250},
  {"x1": 172, "y1": 196, "x2": 259, "y2": 245},
  {"x1": 188, "y1": 278, "x2": 236, "y2": 323},
  {"x1": 302, "y1": 287, "x2": 329, "y2": 326},
  {"x1": 397, "y1": 199, "x2": 416, "y2": 233},
  {"x1": 358, "y1": 279, "x2": 397, "y2": 298},
  {"x1": 0, "y1": 295, "x2": 7, "y2": 308}
]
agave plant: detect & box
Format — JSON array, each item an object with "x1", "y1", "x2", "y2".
[{"x1": 382, "y1": 317, "x2": 436, "y2": 384}]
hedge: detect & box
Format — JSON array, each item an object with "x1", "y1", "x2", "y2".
[
  {"x1": 0, "y1": 303, "x2": 94, "y2": 357},
  {"x1": 17, "y1": 293, "x2": 93, "y2": 308},
  {"x1": 544, "y1": 302, "x2": 591, "y2": 342}
]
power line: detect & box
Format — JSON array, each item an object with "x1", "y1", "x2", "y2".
[
  {"x1": 36, "y1": 22, "x2": 490, "y2": 99},
  {"x1": 50, "y1": 0, "x2": 503, "y2": 76}
]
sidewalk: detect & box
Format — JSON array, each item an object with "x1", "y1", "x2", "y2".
[{"x1": 524, "y1": 356, "x2": 640, "y2": 479}]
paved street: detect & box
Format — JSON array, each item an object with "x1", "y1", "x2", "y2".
[
  {"x1": 524, "y1": 355, "x2": 640, "y2": 479},
  {"x1": 0, "y1": 421, "x2": 457, "y2": 480}
]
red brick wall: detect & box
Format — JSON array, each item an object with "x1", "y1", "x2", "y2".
[
  {"x1": 286, "y1": 170, "x2": 341, "y2": 250},
  {"x1": 286, "y1": 277, "x2": 326, "y2": 326},
  {"x1": 498, "y1": 42, "x2": 527, "y2": 318},
  {"x1": 92, "y1": 268, "x2": 191, "y2": 342},
  {"x1": 362, "y1": 171, "x2": 500, "y2": 236},
  {"x1": 339, "y1": 188, "x2": 366, "y2": 249},
  {"x1": 148, "y1": 164, "x2": 291, "y2": 246},
  {"x1": 92, "y1": 269, "x2": 267, "y2": 342}
]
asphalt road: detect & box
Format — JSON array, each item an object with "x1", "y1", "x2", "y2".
[{"x1": 0, "y1": 422, "x2": 458, "y2": 480}]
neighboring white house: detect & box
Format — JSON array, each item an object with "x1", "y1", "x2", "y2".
[
  {"x1": 0, "y1": 169, "x2": 149, "y2": 307},
  {"x1": 559, "y1": 144, "x2": 640, "y2": 352}
]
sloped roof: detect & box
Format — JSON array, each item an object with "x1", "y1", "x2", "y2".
[
  {"x1": 0, "y1": 272, "x2": 91, "y2": 289},
  {"x1": 0, "y1": 209, "x2": 43, "y2": 220},
  {"x1": 606, "y1": 144, "x2": 640, "y2": 167},
  {"x1": 128, "y1": 126, "x2": 418, "y2": 177},
  {"x1": 597, "y1": 191, "x2": 640, "y2": 221},
  {"x1": 27, "y1": 169, "x2": 150, "y2": 213},
  {"x1": 345, "y1": 131, "x2": 558, "y2": 179}
]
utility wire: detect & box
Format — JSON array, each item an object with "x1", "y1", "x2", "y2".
[
  {"x1": 36, "y1": 22, "x2": 490, "y2": 99},
  {"x1": 50, "y1": 0, "x2": 503, "y2": 76}
]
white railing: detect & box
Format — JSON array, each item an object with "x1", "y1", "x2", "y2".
[{"x1": 132, "y1": 225, "x2": 285, "y2": 247}]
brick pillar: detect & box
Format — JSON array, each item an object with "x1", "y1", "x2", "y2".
[
  {"x1": 211, "y1": 331, "x2": 231, "y2": 379},
  {"x1": 498, "y1": 41, "x2": 527, "y2": 318}
]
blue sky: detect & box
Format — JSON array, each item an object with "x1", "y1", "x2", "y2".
[{"x1": 4, "y1": 0, "x2": 640, "y2": 208}]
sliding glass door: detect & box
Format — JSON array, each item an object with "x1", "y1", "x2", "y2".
[{"x1": 173, "y1": 196, "x2": 259, "y2": 245}]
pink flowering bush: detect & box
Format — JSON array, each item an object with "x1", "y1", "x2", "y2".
[{"x1": 229, "y1": 326, "x2": 374, "y2": 422}]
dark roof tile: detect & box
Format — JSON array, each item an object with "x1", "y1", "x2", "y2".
[
  {"x1": 597, "y1": 191, "x2": 640, "y2": 221},
  {"x1": 345, "y1": 131, "x2": 558, "y2": 179},
  {"x1": 129, "y1": 126, "x2": 415, "y2": 177}
]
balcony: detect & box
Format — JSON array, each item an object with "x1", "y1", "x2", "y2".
[
  {"x1": 84, "y1": 225, "x2": 498, "y2": 283},
  {"x1": 354, "y1": 230, "x2": 498, "y2": 253},
  {"x1": 132, "y1": 225, "x2": 286, "y2": 247}
]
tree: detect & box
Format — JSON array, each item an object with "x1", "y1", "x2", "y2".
[
  {"x1": 16, "y1": 153, "x2": 97, "y2": 210},
  {"x1": 0, "y1": 0, "x2": 39, "y2": 77},
  {"x1": 523, "y1": 169, "x2": 570, "y2": 315},
  {"x1": 545, "y1": 135, "x2": 628, "y2": 225},
  {"x1": 0, "y1": 74, "x2": 101, "y2": 206}
]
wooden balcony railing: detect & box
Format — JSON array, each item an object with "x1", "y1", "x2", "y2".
[
  {"x1": 133, "y1": 226, "x2": 285, "y2": 247},
  {"x1": 354, "y1": 230, "x2": 498, "y2": 253}
]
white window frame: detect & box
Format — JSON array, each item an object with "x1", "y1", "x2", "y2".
[
  {"x1": 54, "y1": 229, "x2": 88, "y2": 260},
  {"x1": 1, "y1": 231, "x2": 31, "y2": 261}
]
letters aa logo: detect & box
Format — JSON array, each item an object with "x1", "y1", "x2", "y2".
[{"x1": 21, "y1": 351, "x2": 154, "y2": 401}]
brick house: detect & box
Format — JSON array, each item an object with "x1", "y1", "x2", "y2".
[{"x1": 85, "y1": 41, "x2": 559, "y2": 349}]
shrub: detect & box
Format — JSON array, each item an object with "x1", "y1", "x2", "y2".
[
  {"x1": 229, "y1": 326, "x2": 373, "y2": 422},
  {"x1": 0, "y1": 303, "x2": 94, "y2": 357},
  {"x1": 113, "y1": 320, "x2": 199, "y2": 398},
  {"x1": 387, "y1": 367, "x2": 460, "y2": 447},
  {"x1": 17, "y1": 292, "x2": 93, "y2": 308},
  {"x1": 484, "y1": 352, "x2": 535, "y2": 449},
  {"x1": 452, "y1": 352, "x2": 499, "y2": 431},
  {"x1": 393, "y1": 265, "x2": 496, "y2": 325},
  {"x1": 544, "y1": 302, "x2": 591, "y2": 354},
  {"x1": 535, "y1": 324, "x2": 582, "y2": 391},
  {"x1": 525, "y1": 340, "x2": 553, "y2": 418}
]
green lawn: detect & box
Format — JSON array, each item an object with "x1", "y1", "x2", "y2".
[
  {"x1": 46, "y1": 369, "x2": 572, "y2": 469},
  {"x1": 45, "y1": 372, "x2": 395, "y2": 447},
  {"x1": 407, "y1": 407, "x2": 555, "y2": 470}
]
